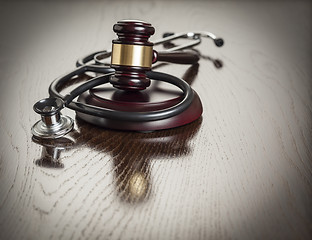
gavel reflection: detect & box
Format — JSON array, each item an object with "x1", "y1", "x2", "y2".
[
  {"x1": 75, "y1": 116, "x2": 201, "y2": 203},
  {"x1": 33, "y1": 136, "x2": 75, "y2": 168}
]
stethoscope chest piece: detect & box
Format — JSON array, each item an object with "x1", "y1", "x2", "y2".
[{"x1": 31, "y1": 98, "x2": 74, "y2": 139}]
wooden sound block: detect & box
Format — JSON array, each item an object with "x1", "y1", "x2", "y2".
[{"x1": 76, "y1": 80, "x2": 202, "y2": 131}]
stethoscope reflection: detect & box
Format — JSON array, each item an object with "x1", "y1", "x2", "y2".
[{"x1": 32, "y1": 133, "x2": 77, "y2": 169}]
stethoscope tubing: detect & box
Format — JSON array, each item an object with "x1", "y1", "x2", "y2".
[
  {"x1": 48, "y1": 64, "x2": 194, "y2": 122},
  {"x1": 47, "y1": 30, "x2": 220, "y2": 122}
]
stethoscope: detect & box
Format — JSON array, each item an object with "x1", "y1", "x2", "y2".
[{"x1": 32, "y1": 29, "x2": 224, "y2": 139}]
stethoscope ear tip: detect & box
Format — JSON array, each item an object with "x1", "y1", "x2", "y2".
[
  {"x1": 214, "y1": 38, "x2": 224, "y2": 47},
  {"x1": 162, "y1": 32, "x2": 174, "y2": 38}
]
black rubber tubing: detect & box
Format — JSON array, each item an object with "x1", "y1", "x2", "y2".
[{"x1": 48, "y1": 65, "x2": 194, "y2": 122}]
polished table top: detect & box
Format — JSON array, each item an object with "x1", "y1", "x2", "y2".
[{"x1": 0, "y1": 1, "x2": 311, "y2": 239}]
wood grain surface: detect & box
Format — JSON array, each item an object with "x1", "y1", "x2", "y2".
[{"x1": 0, "y1": 0, "x2": 311, "y2": 239}]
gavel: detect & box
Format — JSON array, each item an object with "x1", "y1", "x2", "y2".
[{"x1": 109, "y1": 20, "x2": 199, "y2": 91}]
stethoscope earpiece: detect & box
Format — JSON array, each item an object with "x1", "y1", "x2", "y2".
[
  {"x1": 32, "y1": 98, "x2": 74, "y2": 139},
  {"x1": 214, "y1": 38, "x2": 224, "y2": 47}
]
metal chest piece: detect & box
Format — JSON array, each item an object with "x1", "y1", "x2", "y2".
[{"x1": 31, "y1": 98, "x2": 74, "y2": 139}]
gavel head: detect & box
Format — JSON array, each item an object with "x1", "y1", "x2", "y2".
[{"x1": 110, "y1": 20, "x2": 156, "y2": 91}]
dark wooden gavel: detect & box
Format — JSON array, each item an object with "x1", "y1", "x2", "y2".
[{"x1": 109, "y1": 20, "x2": 199, "y2": 91}]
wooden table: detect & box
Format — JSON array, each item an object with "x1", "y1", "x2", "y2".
[{"x1": 0, "y1": 1, "x2": 311, "y2": 239}]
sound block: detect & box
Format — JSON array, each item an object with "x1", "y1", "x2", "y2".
[{"x1": 76, "y1": 81, "x2": 202, "y2": 131}]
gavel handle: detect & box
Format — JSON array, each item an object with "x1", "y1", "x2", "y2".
[{"x1": 156, "y1": 51, "x2": 199, "y2": 64}]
